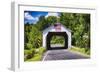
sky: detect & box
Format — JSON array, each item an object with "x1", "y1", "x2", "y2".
[{"x1": 24, "y1": 11, "x2": 60, "y2": 24}]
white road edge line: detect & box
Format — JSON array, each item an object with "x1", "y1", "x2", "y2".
[{"x1": 42, "y1": 51, "x2": 49, "y2": 61}]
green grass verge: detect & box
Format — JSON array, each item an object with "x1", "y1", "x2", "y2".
[
  {"x1": 69, "y1": 46, "x2": 90, "y2": 57},
  {"x1": 26, "y1": 54, "x2": 42, "y2": 62},
  {"x1": 24, "y1": 47, "x2": 46, "y2": 62}
]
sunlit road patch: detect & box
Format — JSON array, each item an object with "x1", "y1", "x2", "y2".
[{"x1": 42, "y1": 49, "x2": 89, "y2": 61}]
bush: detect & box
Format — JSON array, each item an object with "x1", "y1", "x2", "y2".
[
  {"x1": 27, "y1": 54, "x2": 42, "y2": 61},
  {"x1": 24, "y1": 47, "x2": 46, "y2": 61},
  {"x1": 71, "y1": 46, "x2": 90, "y2": 55},
  {"x1": 38, "y1": 47, "x2": 46, "y2": 54},
  {"x1": 86, "y1": 50, "x2": 90, "y2": 55},
  {"x1": 25, "y1": 43, "x2": 33, "y2": 50},
  {"x1": 24, "y1": 50, "x2": 32, "y2": 55},
  {"x1": 24, "y1": 48, "x2": 35, "y2": 61},
  {"x1": 24, "y1": 50, "x2": 32, "y2": 61}
]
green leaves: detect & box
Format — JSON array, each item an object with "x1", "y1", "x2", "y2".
[
  {"x1": 24, "y1": 47, "x2": 46, "y2": 61},
  {"x1": 71, "y1": 46, "x2": 90, "y2": 55},
  {"x1": 59, "y1": 13, "x2": 90, "y2": 49},
  {"x1": 25, "y1": 43, "x2": 33, "y2": 50},
  {"x1": 50, "y1": 36, "x2": 65, "y2": 46},
  {"x1": 24, "y1": 23, "x2": 42, "y2": 49},
  {"x1": 46, "y1": 16, "x2": 58, "y2": 25}
]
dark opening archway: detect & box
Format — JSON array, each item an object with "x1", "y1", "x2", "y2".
[{"x1": 46, "y1": 32, "x2": 68, "y2": 50}]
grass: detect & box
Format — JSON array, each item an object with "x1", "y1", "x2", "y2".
[
  {"x1": 69, "y1": 46, "x2": 90, "y2": 57},
  {"x1": 26, "y1": 54, "x2": 42, "y2": 62},
  {"x1": 24, "y1": 47, "x2": 46, "y2": 62}
]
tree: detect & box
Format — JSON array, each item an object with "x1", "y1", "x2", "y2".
[
  {"x1": 59, "y1": 13, "x2": 90, "y2": 48},
  {"x1": 46, "y1": 16, "x2": 58, "y2": 25}
]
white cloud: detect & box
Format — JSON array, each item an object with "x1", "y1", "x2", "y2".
[
  {"x1": 45, "y1": 12, "x2": 59, "y2": 18},
  {"x1": 24, "y1": 12, "x2": 39, "y2": 24},
  {"x1": 24, "y1": 12, "x2": 34, "y2": 20}
]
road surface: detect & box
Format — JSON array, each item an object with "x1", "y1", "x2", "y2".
[{"x1": 42, "y1": 49, "x2": 89, "y2": 61}]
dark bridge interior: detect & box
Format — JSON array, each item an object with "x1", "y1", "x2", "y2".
[{"x1": 46, "y1": 32, "x2": 68, "y2": 50}]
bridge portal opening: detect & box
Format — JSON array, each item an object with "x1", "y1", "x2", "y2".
[{"x1": 46, "y1": 32, "x2": 68, "y2": 50}]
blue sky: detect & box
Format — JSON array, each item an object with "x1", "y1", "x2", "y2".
[{"x1": 24, "y1": 11, "x2": 60, "y2": 24}]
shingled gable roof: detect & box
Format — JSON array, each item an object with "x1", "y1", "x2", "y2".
[{"x1": 42, "y1": 23, "x2": 71, "y2": 33}]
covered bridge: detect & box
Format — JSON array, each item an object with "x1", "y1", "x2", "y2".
[{"x1": 42, "y1": 23, "x2": 71, "y2": 50}]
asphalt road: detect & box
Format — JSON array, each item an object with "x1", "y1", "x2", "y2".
[{"x1": 42, "y1": 49, "x2": 89, "y2": 61}]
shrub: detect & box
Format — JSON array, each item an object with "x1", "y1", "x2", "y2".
[
  {"x1": 24, "y1": 50, "x2": 32, "y2": 61},
  {"x1": 38, "y1": 47, "x2": 46, "y2": 54},
  {"x1": 24, "y1": 47, "x2": 46, "y2": 61},
  {"x1": 34, "y1": 49, "x2": 39, "y2": 54},
  {"x1": 86, "y1": 49, "x2": 90, "y2": 55},
  {"x1": 71, "y1": 46, "x2": 90, "y2": 56},
  {"x1": 27, "y1": 54, "x2": 41, "y2": 61},
  {"x1": 24, "y1": 48, "x2": 35, "y2": 61},
  {"x1": 25, "y1": 43, "x2": 33, "y2": 50},
  {"x1": 24, "y1": 50, "x2": 32, "y2": 55}
]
